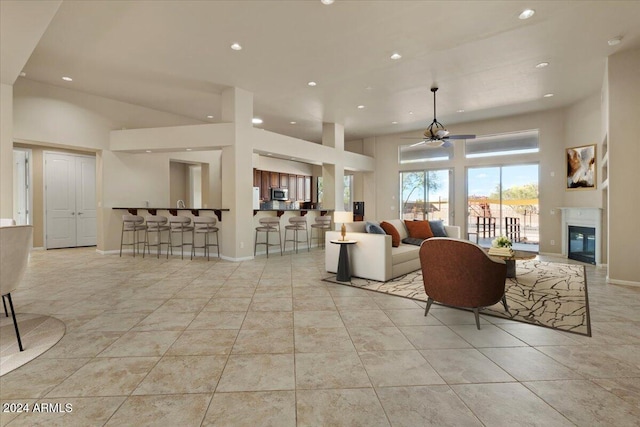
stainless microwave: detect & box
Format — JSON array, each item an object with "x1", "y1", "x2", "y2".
[{"x1": 270, "y1": 188, "x2": 288, "y2": 201}]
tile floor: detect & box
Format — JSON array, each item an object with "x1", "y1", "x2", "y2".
[{"x1": 1, "y1": 247, "x2": 640, "y2": 426}]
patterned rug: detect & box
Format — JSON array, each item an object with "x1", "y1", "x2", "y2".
[{"x1": 324, "y1": 260, "x2": 591, "y2": 336}]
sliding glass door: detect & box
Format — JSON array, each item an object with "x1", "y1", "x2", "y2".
[
  {"x1": 400, "y1": 169, "x2": 452, "y2": 224},
  {"x1": 467, "y1": 164, "x2": 539, "y2": 249}
]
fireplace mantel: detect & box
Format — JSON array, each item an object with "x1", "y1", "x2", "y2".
[{"x1": 558, "y1": 207, "x2": 602, "y2": 265}]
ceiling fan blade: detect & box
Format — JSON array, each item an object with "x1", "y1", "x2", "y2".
[
  {"x1": 424, "y1": 139, "x2": 444, "y2": 148},
  {"x1": 409, "y1": 140, "x2": 426, "y2": 147},
  {"x1": 446, "y1": 134, "x2": 476, "y2": 140}
]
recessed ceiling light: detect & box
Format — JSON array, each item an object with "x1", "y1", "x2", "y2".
[
  {"x1": 145, "y1": 150, "x2": 152, "y2": 153},
  {"x1": 535, "y1": 62, "x2": 549, "y2": 68},
  {"x1": 206, "y1": 115, "x2": 214, "y2": 119},
  {"x1": 290, "y1": 121, "x2": 297, "y2": 124},
  {"x1": 252, "y1": 118, "x2": 263, "y2": 124},
  {"x1": 62, "y1": 76, "x2": 73, "y2": 82},
  {"x1": 19, "y1": 71, "x2": 26, "y2": 77},
  {"x1": 519, "y1": 9, "x2": 535, "y2": 20},
  {"x1": 365, "y1": 86, "x2": 373, "y2": 91},
  {"x1": 391, "y1": 121, "x2": 398, "y2": 125},
  {"x1": 608, "y1": 36, "x2": 622, "y2": 46},
  {"x1": 267, "y1": 153, "x2": 273, "y2": 156},
  {"x1": 307, "y1": 81, "x2": 317, "y2": 87},
  {"x1": 457, "y1": 109, "x2": 465, "y2": 113},
  {"x1": 357, "y1": 105, "x2": 365, "y2": 109},
  {"x1": 320, "y1": 0, "x2": 334, "y2": 4},
  {"x1": 390, "y1": 53, "x2": 402, "y2": 60},
  {"x1": 186, "y1": 148, "x2": 192, "y2": 151},
  {"x1": 409, "y1": 111, "x2": 414, "y2": 115},
  {"x1": 543, "y1": 93, "x2": 554, "y2": 98},
  {"x1": 230, "y1": 43, "x2": 242, "y2": 51}
]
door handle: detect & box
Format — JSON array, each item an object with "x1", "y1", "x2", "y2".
[
  {"x1": 71, "y1": 212, "x2": 75, "y2": 215},
  {"x1": 78, "y1": 212, "x2": 83, "y2": 215}
]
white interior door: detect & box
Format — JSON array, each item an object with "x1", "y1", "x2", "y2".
[
  {"x1": 75, "y1": 156, "x2": 97, "y2": 246},
  {"x1": 45, "y1": 153, "x2": 96, "y2": 249}
]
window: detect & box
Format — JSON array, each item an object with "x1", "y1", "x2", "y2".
[
  {"x1": 399, "y1": 143, "x2": 452, "y2": 164},
  {"x1": 344, "y1": 175, "x2": 353, "y2": 211},
  {"x1": 317, "y1": 177, "x2": 323, "y2": 204},
  {"x1": 400, "y1": 169, "x2": 451, "y2": 224},
  {"x1": 465, "y1": 130, "x2": 539, "y2": 158}
]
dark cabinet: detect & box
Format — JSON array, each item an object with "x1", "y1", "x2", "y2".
[
  {"x1": 270, "y1": 172, "x2": 280, "y2": 188},
  {"x1": 261, "y1": 171, "x2": 270, "y2": 200},
  {"x1": 254, "y1": 168, "x2": 312, "y2": 202}
]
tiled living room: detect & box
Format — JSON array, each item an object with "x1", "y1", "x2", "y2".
[{"x1": 1, "y1": 247, "x2": 640, "y2": 426}]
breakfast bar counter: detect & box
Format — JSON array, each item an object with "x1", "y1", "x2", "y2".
[{"x1": 113, "y1": 207, "x2": 229, "y2": 221}]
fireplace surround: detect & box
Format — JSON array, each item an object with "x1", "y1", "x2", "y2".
[{"x1": 559, "y1": 207, "x2": 602, "y2": 265}]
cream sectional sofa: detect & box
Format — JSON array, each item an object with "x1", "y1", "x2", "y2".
[{"x1": 325, "y1": 219, "x2": 461, "y2": 282}]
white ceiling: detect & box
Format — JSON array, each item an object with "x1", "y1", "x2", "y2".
[{"x1": 10, "y1": 0, "x2": 640, "y2": 143}]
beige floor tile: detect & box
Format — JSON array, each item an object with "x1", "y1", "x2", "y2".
[
  {"x1": 429, "y1": 308, "x2": 491, "y2": 326},
  {"x1": 76, "y1": 313, "x2": 149, "y2": 332},
  {"x1": 371, "y1": 294, "x2": 422, "y2": 310},
  {"x1": 294, "y1": 327, "x2": 356, "y2": 353},
  {"x1": 495, "y1": 323, "x2": 583, "y2": 346},
  {"x1": 133, "y1": 355, "x2": 226, "y2": 394},
  {"x1": 131, "y1": 311, "x2": 197, "y2": 331},
  {"x1": 0, "y1": 358, "x2": 89, "y2": 399},
  {"x1": 46, "y1": 357, "x2": 158, "y2": 397},
  {"x1": 359, "y1": 350, "x2": 445, "y2": 387},
  {"x1": 399, "y1": 326, "x2": 472, "y2": 349},
  {"x1": 592, "y1": 377, "x2": 640, "y2": 408},
  {"x1": 165, "y1": 329, "x2": 238, "y2": 356},
  {"x1": 447, "y1": 324, "x2": 527, "y2": 348},
  {"x1": 383, "y1": 308, "x2": 443, "y2": 326},
  {"x1": 202, "y1": 391, "x2": 296, "y2": 427},
  {"x1": 231, "y1": 328, "x2": 294, "y2": 354},
  {"x1": 523, "y1": 380, "x2": 640, "y2": 426},
  {"x1": 480, "y1": 347, "x2": 584, "y2": 381},
  {"x1": 253, "y1": 286, "x2": 292, "y2": 298},
  {"x1": 452, "y1": 383, "x2": 573, "y2": 426},
  {"x1": 203, "y1": 297, "x2": 252, "y2": 312},
  {"x1": 536, "y1": 345, "x2": 640, "y2": 378},
  {"x1": 216, "y1": 354, "x2": 295, "y2": 392},
  {"x1": 293, "y1": 310, "x2": 344, "y2": 328},
  {"x1": 376, "y1": 385, "x2": 482, "y2": 426},
  {"x1": 333, "y1": 296, "x2": 380, "y2": 310},
  {"x1": 187, "y1": 311, "x2": 246, "y2": 330},
  {"x1": 249, "y1": 297, "x2": 293, "y2": 312},
  {"x1": 339, "y1": 309, "x2": 395, "y2": 328},
  {"x1": 154, "y1": 297, "x2": 210, "y2": 313},
  {"x1": 241, "y1": 310, "x2": 293, "y2": 330},
  {"x1": 292, "y1": 296, "x2": 337, "y2": 311},
  {"x1": 3, "y1": 397, "x2": 125, "y2": 427},
  {"x1": 98, "y1": 331, "x2": 181, "y2": 357},
  {"x1": 295, "y1": 352, "x2": 371, "y2": 389},
  {"x1": 421, "y1": 349, "x2": 515, "y2": 384},
  {"x1": 348, "y1": 326, "x2": 415, "y2": 352},
  {"x1": 105, "y1": 298, "x2": 166, "y2": 314},
  {"x1": 104, "y1": 394, "x2": 212, "y2": 427},
  {"x1": 296, "y1": 388, "x2": 390, "y2": 427},
  {"x1": 40, "y1": 331, "x2": 123, "y2": 358}
]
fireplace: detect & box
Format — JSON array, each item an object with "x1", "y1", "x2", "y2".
[{"x1": 568, "y1": 226, "x2": 596, "y2": 265}]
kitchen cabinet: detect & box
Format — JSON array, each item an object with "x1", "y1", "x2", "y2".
[
  {"x1": 297, "y1": 176, "x2": 305, "y2": 201},
  {"x1": 280, "y1": 173, "x2": 289, "y2": 188}
]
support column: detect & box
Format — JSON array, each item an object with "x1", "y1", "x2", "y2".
[
  {"x1": 220, "y1": 87, "x2": 255, "y2": 259},
  {"x1": 322, "y1": 123, "x2": 345, "y2": 211},
  {"x1": 0, "y1": 83, "x2": 13, "y2": 218}
]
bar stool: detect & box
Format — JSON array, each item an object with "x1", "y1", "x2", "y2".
[
  {"x1": 310, "y1": 215, "x2": 332, "y2": 249},
  {"x1": 284, "y1": 216, "x2": 309, "y2": 253},
  {"x1": 169, "y1": 216, "x2": 194, "y2": 259},
  {"x1": 143, "y1": 215, "x2": 171, "y2": 258},
  {"x1": 254, "y1": 217, "x2": 282, "y2": 258},
  {"x1": 192, "y1": 216, "x2": 220, "y2": 260},
  {"x1": 120, "y1": 215, "x2": 146, "y2": 257}
]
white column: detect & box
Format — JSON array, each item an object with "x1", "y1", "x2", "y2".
[
  {"x1": 322, "y1": 122, "x2": 345, "y2": 211},
  {"x1": 220, "y1": 87, "x2": 255, "y2": 260},
  {"x1": 0, "y1": 83, "x2": 13, "y2": 218}
]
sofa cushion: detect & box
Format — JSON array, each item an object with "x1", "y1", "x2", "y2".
[
  {"x1": 386, "y1": 219, "x2": 409, "y2": 240},
  {"x1": 428, "y1": 220, "x2": 448, "y2": 237},
  {"x1": 345, "y1": 222, "x2": 367, "y2": 233},
  {"x1": 391, "y1": 244, "x2": 420, "y2": 265},
  {"x1": 365, "y1": 222, "x2": 386, "y2": 235},
  {"x1": 402, "y1": 237, "x2": 425, "y2": 246},
  {"x1": 404, "y1": 220, "x2": 434, "y2": 239},
  {"x1": 380, "y1": 221, "x2": 400, "y2": 247}
]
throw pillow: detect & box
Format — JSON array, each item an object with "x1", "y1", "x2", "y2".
[
  {"x1": 379, "y1": 221, "x2": 400, "y2": 247},
  {"x1": 428, "y1": 220, "x2": 448, "y2": 237},
  {"x1": 402, "y1": 237, "x2": 425, "y2": 246},
  {"x1": 404, "y1": 220, "x2": 434, "y2": 239},
  {"x1": 365, "y1": 222, "x2": 386, "y2": 235}
]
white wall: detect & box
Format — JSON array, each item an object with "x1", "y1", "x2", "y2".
[{"x1": 0, "y1": 83, "x2": 13, "y2": 217}]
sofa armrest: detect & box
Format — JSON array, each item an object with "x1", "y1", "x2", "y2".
[
  {"x1": 444, "y1": 225, "x2": 461, "y2": 239},
  {"x1": 325, "y1": 231, "x2": 393, "y2": 282}
]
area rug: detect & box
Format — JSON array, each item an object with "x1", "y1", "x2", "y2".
[
  {"x1": 324, "y1": 260, "x2": 591, "y2": 336},
  {"x1": 1, "y1": 313, "x2": 66, "y2": 376}
]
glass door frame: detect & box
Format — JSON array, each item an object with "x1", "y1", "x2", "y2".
[{"x1": 400, "y1": 168, "x2": 454, "y2": 225}]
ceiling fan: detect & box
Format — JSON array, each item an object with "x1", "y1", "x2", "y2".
[{"x1": 407, "y1": 87, "x2": 476, "y2": 148}]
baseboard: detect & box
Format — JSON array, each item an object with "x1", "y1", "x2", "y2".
[{"x1": 606, "y1": 277, "x2": 640, "y2": 287}]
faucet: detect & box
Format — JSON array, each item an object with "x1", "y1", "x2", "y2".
[{"x1": 177, "y1": 200, "x2": 186, "y2": 208}]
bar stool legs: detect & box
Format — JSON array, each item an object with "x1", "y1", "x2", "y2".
[
  {"x1": 143, "y1": 215, "x2": 171, "y2": 259},
  {"x1": 169, "y1": 216, "x2": 194, "y2": 260},
  {"x1": 284, "y1": 217, "x2": 309, "y2": 253},
  {"x1": 192, "y1": 217, "x2": 220, "y2": 260},
  {"x1": 120, "y1": 215, "x2": 146, "y2": 257},
  {"x1": 254, "y1": 217, "x2": 282, "y2": 258}
]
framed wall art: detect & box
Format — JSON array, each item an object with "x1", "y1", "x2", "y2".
[{"x1": 566, "y1": 144, "x2": 596, "y2": 190}]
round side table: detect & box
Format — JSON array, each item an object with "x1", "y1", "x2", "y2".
[{"x1": 330, "y1": 239, "x2": 357, "y2": 282}]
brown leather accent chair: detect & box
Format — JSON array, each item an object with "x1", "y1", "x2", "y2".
[{"x1": 419, "y1": 237, "x2": 510, "y2": 329}]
